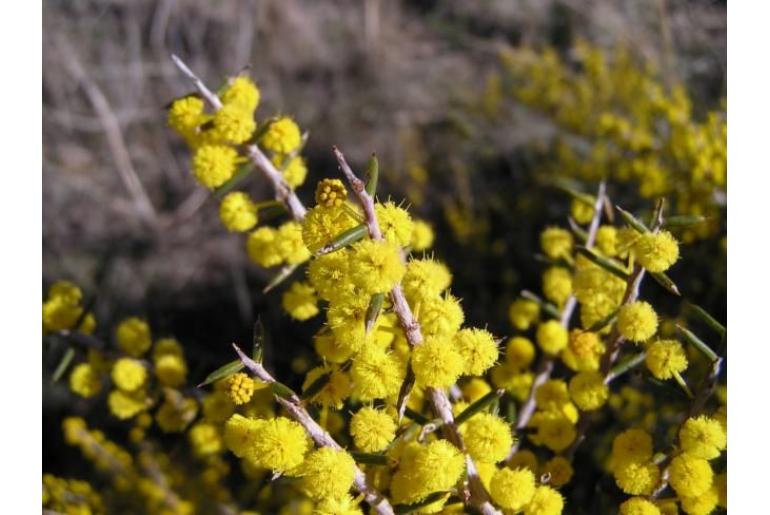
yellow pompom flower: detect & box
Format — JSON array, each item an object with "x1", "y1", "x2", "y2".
[
  {"x1": 505, "y1": 336, "x2": 536, "y2": 370},
  {"x1": 536, "y1": 320, "x2": 569, "y2": 355},
  {"x1": 542, "y1": 267, "x2": 573, "y2": 306},
  {"x1": 246, "y1": 227, "x2": 282, "y2": 267},
  {"x1": 612, "y1": 429, "x2": 654, "y2": 465},
  {"x1": 69, "y1": 363, "x2": 102, "y2": 398},
  {"x1": 211, "y1": 103, "x2": 256, "y2": 144},
  {"x1": 302, "y1": 366, "x2": 351, "y2": 409},
  {"x1": 227, "y1": 373, "x2": 255, "y2": 405},
  {"x1": 522, "y1": 485, "x2": 564, "y2": 515},
  {"x1": 219, "y1": 192, "x2": 258, "y2": 232},
  {"x1": 411, "y1": 440, "x2": 465, "y2": 492},
  {"x1": 301, "y1": 205, "x2": 359, "y2": 253},
  {"x1": 350, "y1": 344, "x2": 404, "y2": 401},
  {"x1": 568, "y1": 371, "x2": 609, "y2": 411},
  {"x1": 153, "y1": 337, "x2": 183, "y2": 359},
  {"x1": 541, "y1": 227, "x2": 573, "y2": 260},
  {"x1": 645, "y1": 339, "x2": 688, "y2": 380},
  {"x1": 534, "y1": 380, "x2": 571, "y2": 412},
  {"x1": 489, "y1": 467, "x2": 536, "y2": 510},
  {"x1": 260, "y1": 116, "x2": 302, "y2": 154},
  {"x1": 282, "y1": 281, "x2": 319, "y2": 321},
  {"x1": 453, "y1": 328, "x2": 499, "y2": 376},
  {"x1": 154, "y1": 354, "x2": 187, "y2": 388},
  {"x1": 348, "y1": 240, "x2": 406, "y2": 295},
  {"x1": 633, "y1": 230, "x2": 679, "y2": 273},
  {"x1": 614, "y1": 460, "x2": 660, "y2": 495},
  {"x1": 668, "y1": 453, "x2": 713, "y2": 497},
  {"x1": 462, "y1": 377, "x2": 493, "y2": 403},
  {"x1": 596, "y1": 225, "x2": 619, "y2": 257},
  {"x1": 168, "y1": 96, "x2": 205, "y2": 136},
  {"x1": 619, "y1": 497, "x2": 661, "y2": 515},
  {"x1": 571, "y1": 198, "x2": 595, "y2": 225},
  {"x1": 529, "y1": 412, "x2": 576, "y2": 452},
  {"x1": 417, "y1": 293, "x2": 465, "y2": 338},
  {"x1": 249, "y1": 416, "x2": 309, "y2": 473},
  {"x1": 315, "y1": 495, "x2": 363, "y2": 515},
  {"x1": 509, "y1": 298, "x2": 540, "y2": 331},
  {"x1": 617, "y1": 301, "x2": 658, "y2": 343},
  {"x1": 111, "y1": 358, "x2": 147, "y2": 392},
  {"x1": 375, "y1": 202, "x2": 414, "y2": 247},
  {"x1": 350, "y1": 407, "x2": 396, "y2": 452},
  {"x1": 680, "y1": 485, "x2": 719, "y2": 515},
  {"x1": 276, "y1": 221, "x2": 311, "y2": 264},
  {"x1": 308, "y1": 251, "x2": 353, "y2": 302},
  {"x1": 508, "y1": 449, "x2": 539, "y2": 473},
  {"x1": 108, "y1": 389, "x2": 148, "y2": 420},
  {"x1": 274, "y1": 154, "x2": 308, "y2": 188},
  {"x1": 189, "y1": 422, "x2": 223, "y2": 456},
  {"x1": 203, "y1": 391, "x2": 235, "y2": 424},
  {"x1": 300, "y1": 448, "x2": 356, "y2": 501},
  {"x1": 221, "y1": 76, "x2": 260, "y2": 112},
  {"x1": 411, "y1": 220, "x2": 435, "y2": 251},
  {"x1": 315, "y1": 179, "x2": 348, "y2": 208},
  {"x1": 562, "y1": 329, "x2": 605, "y2": 372},
  {"x1": 412, "y1": 336, "x2": 464, "y2": 389},
  {"x1": 192, "y1": 144, "x2": 239, "y2": 190},
  {"x1": 223, "y1": 414, "x2": 260, "y2": 458},
  {"x1": 462, "y1": 413, "x2": 514, "y2": 463},
  {"x1": 542, "y1": 456, "x2": 574, "y2": 487},
  {"x1": 679, "y1": 416, "x2": 726, "y2": 460},
  {"x1": 156, "y1": 396, "x2": 198, "y2": 433},
  {"x1": 116, "y1": 317, "x2": 152, "y2": 357},
  {"x1": 402, "y1": 258, "x2": 452, "y2": 304}
]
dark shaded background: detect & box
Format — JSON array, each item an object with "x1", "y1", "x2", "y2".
[{"x1": 43, "y1": 0, "x2": 726, "y2": 487}]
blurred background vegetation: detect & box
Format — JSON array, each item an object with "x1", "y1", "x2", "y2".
[{"x1": 43, "y1": 0, "x2": 725, "y2": 485}]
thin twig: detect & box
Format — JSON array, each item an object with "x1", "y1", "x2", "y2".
[
  {"x1": 232, "y1": 344, "x2": 394, "y2": 515},
  {"x1": 170, "y1": 55, "x2": 307, "y2": 221}
]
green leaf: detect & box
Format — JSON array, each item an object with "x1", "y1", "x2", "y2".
[
  {"x1": 198, "y1": 359, "x2": 244, "y2": 387},
  {"x1": 649, "y1": 272, "x2": 681, "y2": 296},
  {"x1": 616, "y1": 206, "x2": 650, "y2": 234},
  {"x1": 673, "y1": 371, "x2": 694, "y2": 399},
  {"x1": 316, "y1": 224, "x2": 368, "y2": 256},
  {"x1": 351, "y1": 451, "x2": 389, "y2": 466},
  {"x1": 568, "y1": 217, "x2": 589, "y2": 243},
  {"x1": 263, "y1": 264, "x2": 300, "y2": 294},
  {"x1": 606, "y1": 352, "x2": 646, "y2": 383},
  {"x1": 365, "y1": 153, "x2": 379, "y2": 197},
  {"x1": 394, "y1": 492, "x2": 449, "y2": 514},
  {"x1": 301, "y1": 371, "x2": 332, "y2": 401},
  {"x1": 676, "y1": 324, "x2": 719, "y2": 362},
  {"x1": 214, "y1": 164, "x2": 253, "y2": 199},
  {"x1": 520, "y1": 290, "x2": 562, "y2": 320},
  {"x1": 576, "y1": 247, "x2": 629, "y2": 280},
  {"x1": 663, "y1": 215, "x2": 708, "y2": 228},
  {"x1": 52, "y1": 347, "x2": 75, "y2": 382},
  {"x1": 588, "y1": 307, "x2": 619, "y2": 332},
  {"x1": 455, "y1": 389, "x2": 504, "y2": 425},
  {"x1": 686, "y1": 303, "x2": 726, "y2": 337},
  {"x1": 271, "y1": 381, "x2": 298, "y2": 400},
  {"x1": 365, "y1": 293, "x2": 385, "y2": 333}
]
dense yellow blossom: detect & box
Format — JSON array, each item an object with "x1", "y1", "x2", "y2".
[
  {"x1": 116, "y1": 317, "x2": 152, "y2": 357},
  {"x1": 282, "y1": 281, "x2": 319, "y2": 320},
  {"x1": 617, "y1": 301, "x2": 658, "y2": 343},
  {"x1": 541, "y1": 227, "x2": 573, "y2": 260},
  {"x1": 69, "y1": 363, "x2": 102, "y2": 398},
  {"x1": 619, "y1": 497, "x2": 661, "y2": 515},
  {"x1": 219, "y1": 191, "x2": 258, "y2": 232},
  {"x1": 453, "y1": 328, "x2": 498, "y2": 376},
  {"x1": 375, "y1": 201, "x2": 414, "y2": 246},
  {"x1": 522, "y1": 485, "x2": 564, "y2": 515},
  {"x1": 668, "y1": 453, "x2": 713, "y2": 497},
  {"x1": 569, "y1": 371, "x2": 609, "y2": 411},
  {"x1": 348, "y1": 240, "x2": 405, "y2": 295},
  {"x1": 315, "y1": 179, "x2": 348, "y2": 208},
  {"x1": 261, "y1": 116, "x2": 302, "y2": 154},
  {"x1": 633, "y1": 231, "x2": 679, "y2": 273},
  {"x1": 679, "y1": 416, "x2": 726, "y2": 460},
  {"x1": 410, "y1": 219, "x2": 435, "y2": 250},
  {"x1": 462, "y1": 413, "x2": 514, "y2": 463},
  {"x1": 542, "y1": 456, "x2": 574, "y2": 487},
  {"x1": 412, "y1": 336, "x2": 464, "y2": 388},
  {"x1": 537, "y1": 320, "x2": 569, "y2": 355},
  {"x1": 192, "y1": 144, "x2": 239, "y2": 190},
  {"x1": 112, "y1": 358, "x2": 147, "y2": 392},
  {"x1": 645, "y1": 339, "x2": 688, "y2": 379},
  {"x1": 509, "y1": 298, "x2": 540, "y2": 331},
  {"x1": 349, "y1": 407, "x2": 396, "y2": 452},
  {"x1": 227, "y1": 372, "x2": 255, "y2": 405},
  {"x1": 300, "y1": 448, "x2": 356, "y2": 501},
  {"x1": 489, "y1": 467, "x2": 536, "y2": 510},
  {"x1": 221, "y1": 76, "x2": 260, "y2": 111}
]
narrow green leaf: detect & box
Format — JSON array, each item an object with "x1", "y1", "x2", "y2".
[
  {"x1": 607, "y1": 352, "x2": 646, "y2": 383},
  {"x1": 673, "y1": 371, "x2": 694, "y2": 399},
  {"x1": 520, "y1": 291, "x2": 562, "y2": 320},
  {"x1": 576, "y1": 247, "x2": 629, "y2": 280},
  {"x1": 263, "y1": 264, "x2": 300, "y2": 294},
  {"x1": 52, "y1": 347, "x2": 76, "y2": 382},
  {"x1": 301, "y1": 372, "x2": 332, "y2": 401},
  {"x1": 351, "y1": 451, "x2": 389, "y2": 466},
  {"x1": 394, "y1": 492, "x2": 449, "y2": 514},
  {"x1": 686, "y1": 303, "x2": 726, "y2": 337},
  {"x1": 316, "y1": 224, "x2": 368, "y2": 256},
  {"x1": 568, "y1": 217, "x2": 589, "y2": 243},
  {"x1": 588, "y1": 307, "x2": 619, "y2": 333},
  {"x1": 663, "y1": 215, "x2": 708, "y2": 228},
  {"x1": 214, "y1": 164, "x2": 253, "y2": 199},
  {"x1": 676, "y1": 324, "x2": 719, "y2": 362},
  {"x1": 455, "y1": 389, "x2": 504, "y2": 425},
  {"x1": 403, "y1": 406, "x2": 430, "y2": 425},
  {"x1": 365, "y1": 293, "x2": 385, "y2": 333},
  {"x1": 650, "y1": 272, "x2": 681, "y2": 296},
  {"x1": 365, "y1": 153, "x2": 379, "y2": 197},
  {"x1": 198, "y1": 360, "x2": 244, "y2": 387},
  {"x1": 505, "y1": 397, "x2": 517, "y2": 426},
  {"x1": 271, "y1": 381, "x2": 298, "y2": 400},
  {"x1": 616, "y1": 206, "x2": 650, "y2": 234}
]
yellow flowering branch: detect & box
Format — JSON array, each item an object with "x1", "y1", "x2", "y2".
[
  {"x1": 171, "y1": 55, "x2": 308, "y2": 221},
  {"x1": 333, "y1": 147, "x2": 501, "y2": 515},
  {"x1": 231, "y1": 344, "x2": 395, "y2": 515}
]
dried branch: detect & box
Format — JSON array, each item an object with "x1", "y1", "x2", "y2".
[
  {"x1": 333, "y1": 148, "x2": 500, "y2": 515},
  {"x1": 170, "y1": 55, "x2": 307, "y2": 221},
  {"x1": 232, "y1": 344, "x2": 394, "y2": 515}
]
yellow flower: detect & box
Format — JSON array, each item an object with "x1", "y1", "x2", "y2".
[
  {"x1": 108, "y1": 389, "x2": 148, "y2": 420},
  {"x1": 375, "y1": 201, "x2": 414, "y2": 247},
  {"x1": 410, "y1": 220, "x2": 435, "y2": 251},
  {"x1": 154, "y1": 354, "x2": 187, "y2": 388},
  {"x1": 536, "y1": 320, "x2": 568, "y2": 355},
  {"x1": 69, "y1": 363, "x2": 102, "y2": 398},
  {"x1": 282, "y1": 282, "x2": 319, "y2": 321},
  {"x1": 462, "y1": 413, "x2": 514, "y2": 463},
  {"x1": 300, "y1": 448, "x2": 356, "y2": 501},
  {"x1": 645, "y1": 339, "x2": 688, "y2": 379},
  {"x1": 508, "y1": 449, "x2": 539, "y2": 473},
  {"x1": 211, "y1": 103, "x2": 256, "y2": 144},
  {"x1": 679, "y1": 416, "x2": 726, "y2": 460},
  {"x1": 617, "y1": 301, "x2": 658, "y2": 343},
  {"x1": 246, "y1": 227, "x2": 282, "y2": 267},
  {"x1": 668, "y1": 453, "x2": 713, "y2": 497},
  {"x1": 243, "y1": 416, "x2": 308, "y2": 473},
  {"x1": 680, "y1": 485, "x2": 718, "y2": 515},
  {"x1": 612, "y1": 428, "x2": 653, "y2": 465},
  {"x1": 315, "y1": 495, "x2": 363, "y2": 515},
  {"x1": 542, "y1": 456, "x2": 573, "y2": 487},
  {"x1": 417, "y1": 293, "x2": 465, "y2": 338},
  {"x1": 614, "y1": 460, "x2": 660, "y2": 495},
  {"x1": 350, "y1": 406, "x2": 396, "y2": 452},
  {"x1": 261, "y1": 116, "x2": 302, "y2": 154},
  {"x1": 402, "y1": 258, "x2": 452, "y2": 304},
  {"x1": 219, "y1": 191, "x2": 258, "y2": 232},
  {"x1": 302, "y1": 366, "x2": 351, "y2": 409},
  {"x1": 509, "y1": 298, "x2": 540, "y2": 331},
  {"x1": 301, "y1": 205, "x2": 360, "y2": 253},
  {"x1": 192, "y1": 144, "x2": 239, "y2": 190},
  {"x1": 227, "y1": 373, "x2": 255, "y2": 405},
  {"x1": 541, "y1": 227, "x2": 573, "y2": 260},
  {"x1": 633, "y1": 230, "x2": 679, "y2": 273},
  {"x1": 412, "y1": 336, "x2": 464, "y2": 389},
  {"x1": 542, "y1": 267, "x2": 573, "y2": 306},
  {"x1": 168, "y1": 96, "x2": 205, "y2": 136},
  {"x1": 189, "y1": 422, "x2": 223, "y2": 456},
  {"x1": 315, "y1": 178, "x2": 348, "y2": 208},
  {"x1": 276, "y1": 221, "x2": 311, "y2": 265},
  {"x1": 619, "y1": 497, "x2": 661, "y2": 515},
  {"x1": 116, "y1": 317, "x2": 152, "y2": 357},
  {"x1": 570, "y1": 198, "x2": 594, "y2": 224},
  {"x1": 273, "y1": 154, "x2": 308, "y2": 188},
  {"x1": 111, "y1": 358, "x2": 147, "y2": 392},
  {"x1": 453, "y1": 328, "x2": 499, "y2": 376},
  {"x1": 568, "y1": 371, "x2": 609, "y2": 411},
  {"x1": 221, "y1": 76, "x2": 260, "y2": 112},
  {"x1": 522, "y1": 485, "x2": 564, "y2": 515},
  {"x1": 505, "y1": 336, "x2": 536, "y2": 370},
  {"x1": 490, "y1": 467, "x2": 536, "y2": 510},
  {"x1": 596, "y1": 225, "x2": 619, "y2": 257},
  {"x1": 350, "y1": 344, "x2": 404, "y2": 401},
  {"x1": 348, "y1": 240, "x2": 405, "y2": 295}
]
